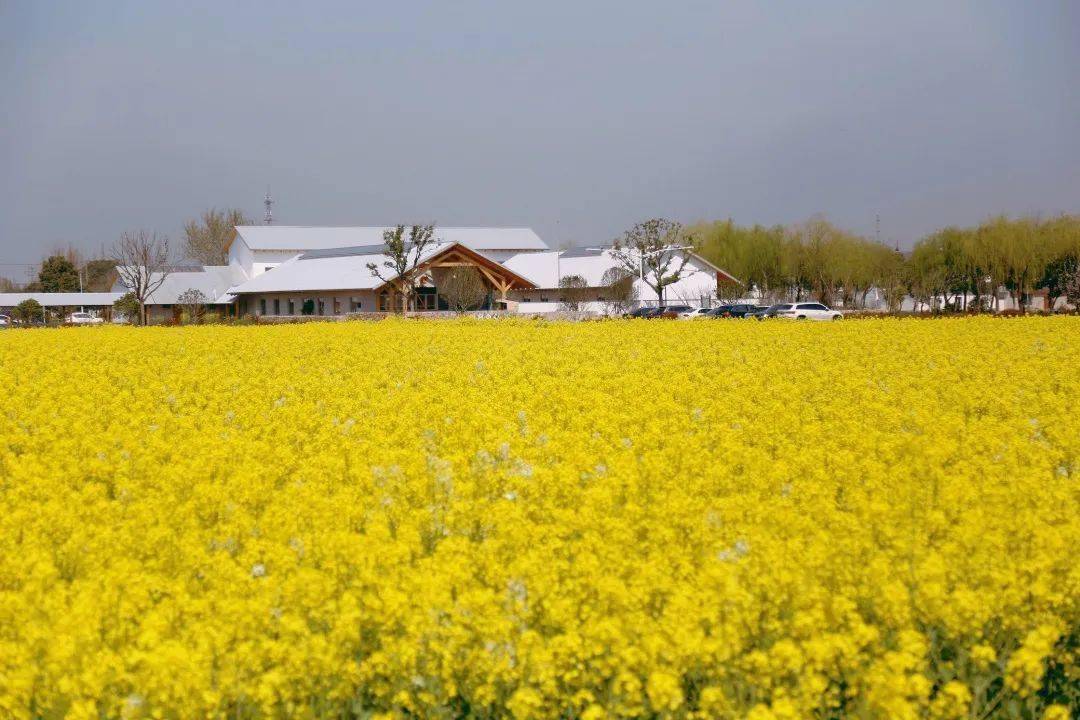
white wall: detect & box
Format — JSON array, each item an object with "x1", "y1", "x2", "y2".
[
  {"x1": 228, "y1": 237, "x2": 255, "y2": 280},
  {"x1": 243, "y1": 290, "x2": 377, "y2": 317}
]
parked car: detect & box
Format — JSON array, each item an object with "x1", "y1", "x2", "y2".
[
  {"x1": 627, "y1": 307, "x2": 654, "y2": 319},
  {"x1": 770, "y1": 302, "x2": 844, "y2": 321},
  {"x1": 743, "y1": 305, "x2": 772, "y2": 319},
  {"x1": 680, "y1": 307, "x2": 713, "y2": 320},
  {"x1": 707, "y1": 304, "x2": 734, "y2": 317},
  {"x1": 656, "y1": 304, "x2": 693, "y2": 319},
  {"x1": 754, "y1": 304, "x2": 789, "y2": 320},
  {"x1": 0, "y1": 314, "x2": 10, "y2": 327},
  {"x1": 726, "y1": 303, "x2": 763, "y2": 318},
  {"x1": 67, "y1": 311, "x2": 104, "y2": 325}
]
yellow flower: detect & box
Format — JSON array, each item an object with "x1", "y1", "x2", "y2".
[
  {"x1": 645, "y1": 671, "x2": 683, "y2": 713},
  {"x1": 0, "y1": 317, "x2": 1077, "y2": 717}
]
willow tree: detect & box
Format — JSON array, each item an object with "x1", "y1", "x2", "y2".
[{"x1": 183, "y1": 208, "x2": 252, "y2": 265}]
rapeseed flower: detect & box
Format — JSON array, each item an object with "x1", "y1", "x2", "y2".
[{"x1": 0, "y1": 317, "x2": 1077, "y2": 718}]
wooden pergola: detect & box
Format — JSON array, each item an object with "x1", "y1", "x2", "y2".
[{"x1": 374, "y1": 243, "x2": 537, "y2": 308}]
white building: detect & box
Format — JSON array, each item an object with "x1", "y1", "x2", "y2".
[
  {"x1": 86, "y1": 225, "x2": 737, "y2": 320},
  {"x1": 217, "y1": 227, "x2": 738, "y2": 318}
]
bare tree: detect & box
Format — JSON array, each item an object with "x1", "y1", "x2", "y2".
[
  {"x1": 183, "y1": 208, "x2": 252, "y2": 265},
  {"x1": 112, "y1": 230, "x2": 170, "y2": 325},
  {"x1": 177, "y1": 288, "x2": 209, "y2": 324},
  {"x1": 366, "y1": 225, "x2": 438, "y2": 312},
  {"x1": 600, "y1": 266, "x2": 638, "y2": 315},
  {"x1": 558, "y1": 274, "x2": 589, "y2": 311},
  {"x1": 433, "y1": 266, "x2": 489, "y2": 312},
  {"x1": 610, "y1": 219, "x2": 694, "y2": 307}
]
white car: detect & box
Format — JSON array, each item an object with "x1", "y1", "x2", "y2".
[
  {"x1": 679, "y1": 308, "x2": 713, "y2": 320},
  {"x1": 0, "y1": 314, "x2": 10, "y2": 327},
  {"x1": 67, "y1": 311, "x2": 104, "y2": 325},
  {"x1": 773, "y1": 302, "x2": 843, "y2": 321}
]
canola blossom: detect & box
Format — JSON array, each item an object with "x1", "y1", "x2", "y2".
[{"x1": 0, "y1": 317, "x2": 1078, "y2": 719}]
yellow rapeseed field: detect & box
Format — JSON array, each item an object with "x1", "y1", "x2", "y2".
[{"x1": 1, "y1": 317, "x2": 1078, "y2": 719}]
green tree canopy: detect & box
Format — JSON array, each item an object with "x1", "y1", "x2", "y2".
[
  {"x1": 38, "y1": 255, "x2": 80, "y2": 293},
  {"x1": 13, "y1": 298, "x2": 43, "y2": 325}
]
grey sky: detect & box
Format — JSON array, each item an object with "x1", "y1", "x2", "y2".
[{"x1": 1, "y1": 1, "x2": 1078, "y2": 270}]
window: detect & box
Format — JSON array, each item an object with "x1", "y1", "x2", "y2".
[
  {"x1": 317, "y1": 299, "x2": 325, "y2": 316},
  {"x1": 350, "y1": 297, "x2": 362, "y2": 312},
  {"x1": 333, "y1": 298, "x2": 341, "y2": 315},
  {"x1": 797, "y1": 303, "x2": 827, "y2": 311},
  {"x1": 259, "y1": 299, "x2": 266, "y2": 315},
  {"x1": 273, "y1": 299, "x2": 280, "y2": 315},
  {"x1": 288, "y1": 299, "x2": 295, "y2": 315}
]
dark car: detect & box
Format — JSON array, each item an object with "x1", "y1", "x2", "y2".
[
  {"x1": 707, "y1": 304, "x2": 734, "y2": 317},
  {"x1": 755, "y1": 304, "x2": 791, "y2": 320},
  {"x1": 627, "y1": 307, "x2": 654, "y2": 318},
  {"x1": 743, "y1": 305, "x2": 772, "y2": 319},
  {"x1": 725, "y1": 303, "x2": 762, "y2": 318},
  {"x1": 656, "y1": 304, "x2": 693, "y2": 319}
]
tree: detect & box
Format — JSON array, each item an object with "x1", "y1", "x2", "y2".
[
  {"x1": 112, "y1": 230, "x2": 170, "y2": 326},
  {"x1": 558, "y1": 274, "x2": 589, "y2": 312},
  {"x1": 0, "y1": 277, "x2": 19, "y2": 292},
  {"x1": 872, "y1": 246, "x2": 908, "y2": 312},
  {"x1": 366, "y1": 225, "x2": 438, "y2": 313},
  {"x1": 1064, "y1": 260, "x2": 1080, "y2": 311},
  {"x1": 113, "y1": 292, "x2": 140, "y2": 324},
  {"x1": 82, "y1": 259, "x2": 119, "y2": 292},
  {"x1": 610, "y1": 219, "x2": 694, "y2": 307},
  {"x1": 785, "y1": 217, "x2": 849, "y2": 305},
  {"x1": 600, "y1": 266, "x2": 638, "y2": 316},
  {"x1": 177, "y1": 288, "x2": 209, "y2": 324},
  {"x1": 691, "y1": 220, "x2": 786, "y2": 300},
  {"x1": 183, "y1": 208, "x2": 252, "y2": 265},
  {"x1": 13, "y1": 298, "x2": 43, "y2": 325},
  {"x1": 433, "y1": 267, "x2": 488, "y2": 312},
  {"x1": 38, "y1": 255, "x2": 80, "y2": 292}
]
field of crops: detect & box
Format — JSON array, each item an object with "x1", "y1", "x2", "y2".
[{"x1": 0, "y1": 318, "x2": 1078, "y2": 719}]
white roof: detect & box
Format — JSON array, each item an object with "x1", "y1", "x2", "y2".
[
  {"x1": 501, "y1": 251, "x2": 562, "y2": 287},
  {"x1": 234, "y1": 226, "x2": 549, "y2": 252},
  {"x1": 502, "y1": 246, "x2": 740, "y2": 288},
  {"x1": 502, "y1": 249, "x2": 629, "y2": 287},
  {"x1": 0, "y1": 292, "x2": 124, "y2": 308},
  {"x1": 230, "y1": 242, "x2": 540, "y2": 295},
  {"x1": 229, "y1": 244, "x2": 447, "y2": 294},
  {"x1": 113, "y1": 265, "x2": 248, "y2": 305}
]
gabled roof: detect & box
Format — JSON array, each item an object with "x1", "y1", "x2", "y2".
[
  {"x1": 501, "y1": 246, "x2": 741, "y2": 288},
  {"x1": 232, "y1": 226, "x2": 549, "y2": 253},
  {"x1": 113, "y1": 265, "x2": 248, "y2": 305},
  {"x1": 0, "y1": 292, "x2": 124, "y2": 308},
  {"x1": 228, "y1": 242, "x2": 538, "y2": 295}
]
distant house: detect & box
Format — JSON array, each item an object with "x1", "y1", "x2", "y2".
[
  {"x1": 0, "y1": 292, "x2": 124, "y2": 319},
  {"x1": 219, "y1": 227, "x2": 738, "y2": 317},
  {"x1": 10, "y1": 226, "x2": 737, "y2": 322},
  {"x1": 111, "y1": 264, "x2": 247, "y2": 323}
]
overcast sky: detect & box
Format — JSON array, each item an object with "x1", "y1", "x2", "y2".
[{"x1": 1, "y1": 1, "x2": 1078, "y2": 271}]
